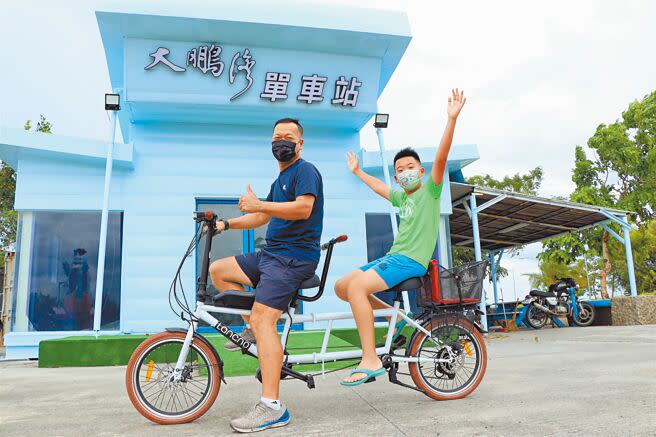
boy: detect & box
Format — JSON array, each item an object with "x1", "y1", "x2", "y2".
[{"x1": 334, "y1": 89, "x2": 466, "y2": 385}]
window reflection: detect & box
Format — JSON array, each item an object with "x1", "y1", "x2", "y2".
[{"x1": 25, "y1": 212, "x2": 122, "y2": 331}]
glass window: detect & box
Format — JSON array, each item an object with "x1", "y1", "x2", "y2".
[
  {"x1": 365, "y1": 213, "x2": 399, "y2": 262},
  {"x1": 13, "y1": 211, "x2": 123, "y2": 332}
]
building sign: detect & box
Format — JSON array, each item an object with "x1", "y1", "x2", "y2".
[{"x1": 144, "y1": 45, "x2": 362, "y2": 107}]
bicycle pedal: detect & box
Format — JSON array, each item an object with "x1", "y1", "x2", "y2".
[{"x1": 364, "y1": 377, "x2": 376, "y2": 384}]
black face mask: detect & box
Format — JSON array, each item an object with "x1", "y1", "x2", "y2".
[{"x1": 272, "y1": 140, "x2": 297, "y2": 163}]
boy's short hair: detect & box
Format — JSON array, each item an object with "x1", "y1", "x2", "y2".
[
  {"x1": 274, "y1": 118, "x2": 303, "y2": 136},
  {"x1": 393, "y1": 147, "x2": 421, "y2": 166}
]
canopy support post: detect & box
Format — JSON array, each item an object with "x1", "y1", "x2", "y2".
[
  {"x1": 600, "y1": 210, "x2": 637, "y2": 297},
  {"x1": 621, "y1": 216, "x2": 638, "y2": 297},
  {"x1": 470, "y1": 194, "x2": 487, "y2": 331},
  {"x1": 488, "y1": 249, "x2": 503, "y2": 307}
]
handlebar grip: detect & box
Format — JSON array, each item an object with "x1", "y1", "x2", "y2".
[
  {"x1": 194, "y1": 211, "x2": 217, "y2": 222},
  {"x1": 334, "y1": 235, "x2": 348, "y2": 243}
]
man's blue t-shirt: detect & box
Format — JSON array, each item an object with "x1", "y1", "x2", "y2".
[{"x1": 264, "y1": 159, "x2": 323, "y2": 263}]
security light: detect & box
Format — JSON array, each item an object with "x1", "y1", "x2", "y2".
[
  {"x1": 373, "y1": 113, "x2": 389, "y2": 128},
  {"x1": 105, "y1": 93, "x2": 120, "y2": 111}
]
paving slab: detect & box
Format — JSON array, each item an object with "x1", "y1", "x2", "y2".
[{"x1": 1, "y1": 325, "x2": 655, "y2": 436}]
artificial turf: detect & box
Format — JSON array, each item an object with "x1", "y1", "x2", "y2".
[{"x1": 38, "y1": 327, "x2": 406, "y2": 376}]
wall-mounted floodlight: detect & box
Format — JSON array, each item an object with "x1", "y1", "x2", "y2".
[
  {"x1": 105, "y1": 93, "x2": 120, "y2": 111},
  {"x1": 373, "y1": 113, "x2": 389, "y2": 128}
]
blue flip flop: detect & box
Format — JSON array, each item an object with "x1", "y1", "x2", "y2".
[
  {"x1": 392, "y1": 312, "x2": 413, "y2": 343},
  {"x1": 340, "y1": 367, "x2": 386, "y2": 387}
]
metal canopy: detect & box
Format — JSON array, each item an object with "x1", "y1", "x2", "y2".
[{"x1": 448, "y1": 183, "x2": 630, "y2": 251}]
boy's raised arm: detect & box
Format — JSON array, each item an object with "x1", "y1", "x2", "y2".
[
  {"x1": 347, "y1": 151, "x2": 391, "y2": 201},
  {"x1": 432, "y1": 88, "x2": 466, "y2": 186}
]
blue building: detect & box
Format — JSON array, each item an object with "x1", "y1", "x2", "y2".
[{"x1": 1, "y1": 1, "x2": 481, "y2": 359}]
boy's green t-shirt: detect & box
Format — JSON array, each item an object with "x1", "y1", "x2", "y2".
[{"x1": 388, "y1": 177, "x2": 443, "y2": 268}]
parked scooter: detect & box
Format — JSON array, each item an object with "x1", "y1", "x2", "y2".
[{"x1": 523, "y1": 278, "x2": 595, "y2": 329}]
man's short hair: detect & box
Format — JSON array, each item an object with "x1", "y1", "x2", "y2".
[
  {"x1": 393, "y1": 147, "x2": 421, "y2": 166},
  {"x1": 274, "y1": 118, "x2": 303, "y2": 136}
]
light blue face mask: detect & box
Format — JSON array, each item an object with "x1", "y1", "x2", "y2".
[{"x1": 397, "y1": 169, "x2": 421, "y2": 191}]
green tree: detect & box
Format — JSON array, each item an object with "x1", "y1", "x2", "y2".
[
  {"x1": 0, "y1": 115, "x2": 52, "y2": 265},
  {"x1": 539, "y1": 91, "x2": 656, "y2": 296},
  {"x1": 467, "y1": 166, "x2": 543, "y2": 195}
]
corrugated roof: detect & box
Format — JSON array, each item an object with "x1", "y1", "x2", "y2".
[{"x1": 449, "y1": 183, "x2": 629, "y2": 251}]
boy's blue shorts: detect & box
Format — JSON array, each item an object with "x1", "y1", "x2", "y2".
[{"x1": 359, "y1": 253, "x2": 427, "y2": 288}]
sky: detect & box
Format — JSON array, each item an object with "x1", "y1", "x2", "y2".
[{"x1": 1, "y1": 0, "x2": 655, "y2": 301}]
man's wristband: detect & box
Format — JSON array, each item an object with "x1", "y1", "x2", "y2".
[{"x1": 220, "y1": 218, "x2": 230, "y2": 230}]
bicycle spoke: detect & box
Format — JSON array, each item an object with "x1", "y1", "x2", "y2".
[
  {"x1": 133, "y1": 339, "x2": 214, "y2": 417},
  {"x1": 416, "y1": 322, "x2": 480, "y2": 394}
]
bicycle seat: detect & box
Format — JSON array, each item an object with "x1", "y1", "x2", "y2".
[
  {"x1": 529, "y1": 290, "x2": 556, "y2": 298},
  {"x1": 300, "y1": 275, "x2": 321, "y2": 289},
  {"x1": 212, "y1": 275, "x2": 321, "y2": 309},
  {"x1": 213, "y1": 290, "x2": 255, "y2": 310},
  {"x1": 386, "y1": 276, "x2": 423, "y2": 292}
]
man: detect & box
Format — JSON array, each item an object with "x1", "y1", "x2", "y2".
[
  {"x1": 334, "y1": 89, "x2": 466, "y2": 385},
  {"x1": 209, "y1": 118, "x2": 323, "y2": 432}
]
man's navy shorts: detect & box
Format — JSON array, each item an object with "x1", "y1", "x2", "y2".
[{"x1": 235, "y1": 250, "x2": 318, "y2": 311}]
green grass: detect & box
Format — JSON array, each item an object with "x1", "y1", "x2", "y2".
[{"x1": 38, "y1": 327, "x2": 399, "y2": 376}]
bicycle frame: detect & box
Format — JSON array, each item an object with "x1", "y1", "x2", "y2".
[{"x1": 171, "y1": 213, "x2": 454, "y2": 381}]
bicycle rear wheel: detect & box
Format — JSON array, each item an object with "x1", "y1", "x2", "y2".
[
  {"x1": 125, "y1": 331, "x2": 221, "y2": 424},
  {"x1": 408, "y1": 316, "x2": 487, "y2": 400}
]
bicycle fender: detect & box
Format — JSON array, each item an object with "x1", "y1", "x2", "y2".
[{"x1": 165, "y1": 327, "x2": 226, "y2": 384}]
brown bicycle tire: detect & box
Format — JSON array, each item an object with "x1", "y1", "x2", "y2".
[
  {"x1": 125, "y1": 331, "x2": 221, "y2": 424},
  {"x1": 408, "y1": 317, "x2": 487, "y2": 401}
]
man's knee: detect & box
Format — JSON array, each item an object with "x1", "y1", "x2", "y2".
[
  {"x1": 209, "y1": 259, "x2": 225, "y2": 282},
  {"x1": 249, "y1": 304, "x2": 279, "y2": 335}
]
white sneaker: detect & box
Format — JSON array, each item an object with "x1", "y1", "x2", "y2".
[{"x1": 230, "y1": 401, "x2": 291, "y2": 433}]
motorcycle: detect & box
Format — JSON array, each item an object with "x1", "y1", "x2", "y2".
[{"x1": 523, "y1": 277, "x2": 595, "y2": 329}]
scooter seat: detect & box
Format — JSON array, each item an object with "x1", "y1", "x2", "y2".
[
  {"x1": 212, "y1": 275, "x2": 321, "y2": 310},
  {"x1": 529, "y1": 290, "x2": 556, "y2": 298}
]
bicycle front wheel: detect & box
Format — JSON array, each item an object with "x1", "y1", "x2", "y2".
[
  {"x1": 408, "y1": 316, "x2": 487, "y2": 400},
  {"x1": 125, "y1": 331, "x2": 221, "y2": 424}
]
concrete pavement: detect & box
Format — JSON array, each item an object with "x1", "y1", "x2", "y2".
[{"x1": 1, "y1": 325, "x2": 655, "y2": 436}]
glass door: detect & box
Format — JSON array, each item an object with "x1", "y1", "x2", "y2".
[{"x1": 197, "y1": 200, "x2": 251, "y2": 328}]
